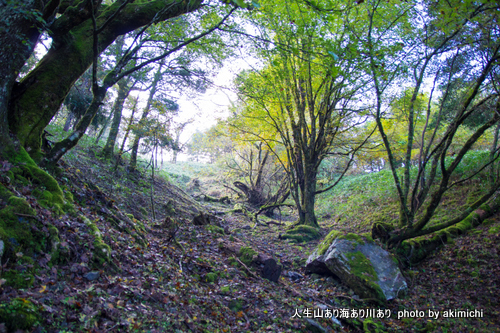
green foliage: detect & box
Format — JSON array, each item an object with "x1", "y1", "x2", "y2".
[{"x1": 0, "y1": 298, "x2": 41, "y2": 331}]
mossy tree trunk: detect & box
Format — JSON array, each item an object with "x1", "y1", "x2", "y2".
[
  {"x1": 7, "y1": 0, "x2": 204, "y2": 156},
  {"x1": 0, "y1": 0, "x2": 59, "y2": 152}
]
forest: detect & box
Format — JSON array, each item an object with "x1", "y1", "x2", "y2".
[{"x1": 0, "y1": 0, "x2": 499, "y2": 332}]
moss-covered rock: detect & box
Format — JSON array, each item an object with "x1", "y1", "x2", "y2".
[
  {"x1": 306, "y1": 232, "x2": 407, "y2": 302},
  {"x1": 281, "y1": 225, "x2": 321, "y2": 243},
  {"x1": 239, "y1": 246, "x2": 258, "y2": 266},
  {"x1": 317, "y1": 230, "x2": 340, "y2": 256},
  {"x1": 0, "y1": 298, "x2": 41, "y2": 331}
]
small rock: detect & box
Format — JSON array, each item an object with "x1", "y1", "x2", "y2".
[
  {"x1": 304, "y1": 318, "x2": 327, "y2": 333},
  {"x1": 83, "y1": 271, "x2": 100, "y2": 281},
  {"x1": 241, "y1": 225, "x2": 252, "y2": 230},
  {"x1": 285, "y1": 271, "x2": 304, "y2": 281}
]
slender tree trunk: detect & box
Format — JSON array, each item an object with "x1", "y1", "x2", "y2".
[
  {"x1": 117, "y1": 95, "x2": 139, "y2": 157},
  {"x1": 101, "y1": 78, "x2": 131, "y2": 159},
  {"x1": 43, "y1": 87, "x2": 108, "y2": 166},
  {"x1": 63, "y1": 112, "x2": 74, "y2": 132},
  {"x1": 95, "y1": 110, "x2": 114, "y2": 145},
  {"x1": 129, "y1": 62, "x2": 163, "y2": 169}
]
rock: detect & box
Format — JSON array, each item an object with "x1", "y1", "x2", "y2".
[
  {"x1": 262, "y1": 258, "x2": 281, "y2": 282},
  {"x1": 285, "y1": 271, "x2": 304, "y2": 281},
  {"x1": 306, "y1": 233, "x2": 407, "y2": 302},
  {"x1": 218, "y1": 238, "x2": 282, "y2": 282},
  {"x1": 304, "y1": 318, "x2": 328, "y2": 333},
  {"x1": 192, "y1": 212, "x2": 214, "y2": 226},
  {"x1": 0, "y1": 240, "x2": 4, "y2": 260},
  {"x1": 83, "y1": 271, "x2": 100, "y2": 281}
]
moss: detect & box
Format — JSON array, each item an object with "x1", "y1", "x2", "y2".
[
  {"x1": 360, "y1": 232, "x2": 374, "y2": 243},
  {"x1": 317, "y1": 230, "x2": 340, "y2": 255},
  {"x1": 0, "y1": 184, "x2": 13, "y2": 202},
  {"x1": 22, "y1": 165, "x2": 69, "y2": 214},
  {"x1": 206, "y1": 272, "x2": 218, "y2": 283},
  {"x1": 64, "y1": 190, "x2": 74, "y2": 202},
  {"x1": 239, "y1": 246, "x2": 258, "y2": 266},
  {"x1": 228, "y1": 298, "x2": 244, "y2": 312},
  {"x1": 0, "y1": 297, "x2": 41, "y2": 331},
  {"x1": 206, "y1": 225, "x2": 224, "y2": 234},
  {"x1": 371, "y1": 221, "x2": 394, "y2": 241},
  {"x1": 346, "y1": 251, "x2": 385, "y2": 302},
  {"x1": 337, "y1": 233, "x2": 366, "y2": 245},
  {"x1": 488, "y1": 224, "x2": 500, "y2": 235},
  {"x1": 2, "y1": 269, "x2": 34, "y2": 289},
  {"x1": 7, "y1": 146, "x2": 37, "y2": 167},
  {"x1": 282, "y1": 234, "x2": 304, "y2": 243},
  {"x1": 82, "y1": 216, "x2": 111, "y2": 266},
  {"x1": 282, "y1": 225, "x2": 321, "y2": 243},
  {"x1": 0, "y1": 196, "x2": 45, "y2": 258},
  {"x1": 7, "y1": 196, "x2": 36, "y2": 216}
]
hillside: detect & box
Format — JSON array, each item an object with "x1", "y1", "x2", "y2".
[{"x1": 0, "y1": 146, "x2": 500, "y2": 332}]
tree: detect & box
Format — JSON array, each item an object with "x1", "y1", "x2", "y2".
[
  {"x1": 0, "y1": 0, "x2": 248, "y2": 159},
  {"x1": 358, "y1": 0, "x2": 500, "y2": 244},
  {"x1": 232, "y1": 0, "x2": 370, "y2": 227},
  {"x1": 101, "y1": 77, "x2": 136, "y2": 159},
  {"x1": 40, "y1": 5, "x2": 237, "y2": 166},
  {"x1": 171, "y1": 119, "x2": 195, "y2": 164}
]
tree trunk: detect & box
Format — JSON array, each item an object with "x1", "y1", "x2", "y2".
[
  {"x1": 94, "y1": 110, "x2": 114, "y2": 145},
  {"x1": 297, "y1": 166, "x2": 318, "y2": 227},
  {"x1": 43, "y1": 87, "x2": 108, "y2": 166},
  {"x1": 129, "y1": 62, "x2": 163, "y2": 169},
  {"x1": 63, "y1": 112, "x2": 74, "y2": 132},
  {"x1": 0, "y1": 0, "x2": 57, "y2": 153},
  {"x1": 7, "y1": 0, "x2": 203, "y2": 156},
  {"x1": 101, "y1": 78, "x2": 131, "y2": 159}
]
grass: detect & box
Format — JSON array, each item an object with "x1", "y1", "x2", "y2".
[{"x1": 315, "y1": 150, "x2": 496, "y2": 233}]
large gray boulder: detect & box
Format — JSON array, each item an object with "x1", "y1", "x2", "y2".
[{"x1": 306, "y1": 231, "x2": 407, "y2": 302}]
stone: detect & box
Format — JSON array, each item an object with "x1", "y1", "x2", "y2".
[
  {"x1": 83, "y1": 271, "x2": 100, "y2": 281},
  {"x1": 284, "y1": 271, "x2": 303, "y2": 281},
  {"x1": 306, "y1": 233, "x2": 407, "y2": 302},
  {"x1": 304, "y1": 318, "x2": 328, "y2": 333},
  {"x1": 192, "y1": 212, "x2": 212, "y2": 226},
  {"x1": 262, "y1": 258, "x2": 281, "y2": 282}
]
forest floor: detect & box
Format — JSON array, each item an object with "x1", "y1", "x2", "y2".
[{"x1": 1, "y1": 146, "x2": 500, "y2": 332}]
